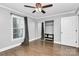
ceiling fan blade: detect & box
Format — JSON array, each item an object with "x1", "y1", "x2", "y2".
[
  {"x1": 32, "y1": 10, "x2": 36, "y2": 13},
  {"x1": 42, "y1": 4, "x2": 53, "y2": 8},
  {"x1": 24, "y1": 5, "x2": 35, "y2": 8},
  {"x1": 41, "y1": 10, "x2": 46, "y2": 14}
]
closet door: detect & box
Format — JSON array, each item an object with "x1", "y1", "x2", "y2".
[{"x1": 61, "y1": 16, "x2": 78, "y2": 47}]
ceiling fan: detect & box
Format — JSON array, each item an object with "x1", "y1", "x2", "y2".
[{"x1": 24, "y1": 3, "x2": 53, "y2": 14}]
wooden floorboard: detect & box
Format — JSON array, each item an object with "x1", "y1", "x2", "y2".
[{"x1": 0, "y1": 39, "x2": 79, "y2": 56}]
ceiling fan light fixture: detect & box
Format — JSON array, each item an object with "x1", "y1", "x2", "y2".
[
  {"x1": 35, "y1": 8, "x2": 39, "y2": 12},
  {"x1": 35, "y1": 8, "x2": 42, "y2": 12},
  {"x1": 38, "y1": 8, "x2": 42, "y2": 12}
]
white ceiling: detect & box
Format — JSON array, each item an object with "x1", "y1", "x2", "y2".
[{"x1": 0, "y1": 3, "x2": 79, "y2": 19}]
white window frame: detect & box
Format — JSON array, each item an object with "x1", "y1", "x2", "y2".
[{"x1": 11, "y1": 14, "x2": 25, "y2": 40}]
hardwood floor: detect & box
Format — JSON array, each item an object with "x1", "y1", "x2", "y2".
[{"x1": 0, "y1": 39, "x2": 79, "y2": 56}]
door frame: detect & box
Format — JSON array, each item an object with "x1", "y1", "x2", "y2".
[{"x1": 44, "y1": 20, "x2": 54, "y2": 41}]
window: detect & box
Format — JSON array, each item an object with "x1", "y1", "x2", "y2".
[{"x1": 12, "y1": 14, "x2": 25, "y2": 40}]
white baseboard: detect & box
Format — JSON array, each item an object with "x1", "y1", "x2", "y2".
[
  {"x1": 54, "y1": 41, "x2": 79, "y2": 48},
  {"x1": 0, "y1": 43, "x2": 21, "y2": 52},
  {"x1": 60, "y1": 42, "x2": 79, "y2": 48},
  {"x1": 29, "y1": 37, "x2": 40, "y2": 42},
  {"x1": 54, "y1": 41, "x2": 61, "y2": 44},
  {"x1": 29, "y1": 39, "x2": 36, "y2": 42}
]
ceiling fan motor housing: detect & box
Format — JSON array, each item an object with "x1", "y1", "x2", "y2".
[{"x1": 36, "y1": 3, "x2": 42, "y2": 8}]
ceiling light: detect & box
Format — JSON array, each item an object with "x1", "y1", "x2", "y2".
[{"x1": 35, "y1": 8, "x2": 42, "y2": 12}]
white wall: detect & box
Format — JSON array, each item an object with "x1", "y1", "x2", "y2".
[
  {"x1": 0, "y1": 7, "x2": 24, "y2": 49},
  {"x1": 54, "y1": 17, "x2": 61, "y2": 43},
  {"x1": 37, "y1": 22, "x2": 41, "y2": 38},
  {"x1": 28, "y1": 18, "x2": 41, "y2": 42},
  {"x1": 28, "y1": 18, "x2": 36, "y2": 41}
]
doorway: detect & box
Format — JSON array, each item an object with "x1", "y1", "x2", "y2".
[{"x1": 44, "y1": 20, "x2": 54, "y2": 41}]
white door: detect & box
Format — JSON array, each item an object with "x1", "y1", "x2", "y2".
[{"x1": 61, "y1": 16, "x2": 78, "y2": 47}]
